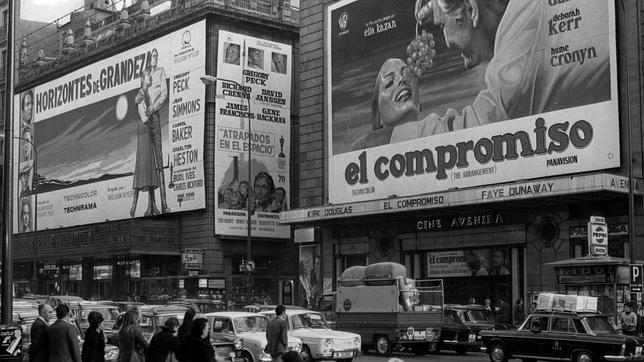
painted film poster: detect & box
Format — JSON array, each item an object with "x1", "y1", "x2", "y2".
[
  {"x1": 427, "y1": 248, "x2": 511, "y2": 278},
  {"x1": 13, "y1": 20, "x2": 206, "y2": 233},
  {"x1": 215, "y1": 31, "x2": 291, "y2": 238},
  {"x1": 326, "y1": 0, "x2": 619, "y2": 204}
]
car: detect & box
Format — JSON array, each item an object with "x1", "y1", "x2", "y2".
[
  {"x1": 206, "y1": 311, "x2": 303, "y2": 362},
  {"x1": 168, "y1": 298, "x2": 226, "y2": 313},
  {"x1": 242, "y1": 304, "x2": 307, "y2": 314},
  {"x1": 445, "y1": 304, "x2": 512, "y2": 348},
  {"x1": 314, "y1": 293, "x2": 336, "y2": 329},
  {"x1": 260, "y1": 309, "x2": 360, "y2": 362},
  {"x1": 77, "y1": 302, "x2": 120, "y2": 333},
  {"x1": 480, "y1": 309, "x2": 644, "y2": 362},
  {"x1": 436, "y1": 308, "x2": 478, "y2": 355}
]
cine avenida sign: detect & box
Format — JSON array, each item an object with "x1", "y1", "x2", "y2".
[
  {"x1": 326, "y1": 0, "x2": 619, "y2": 204},
  {"x1": 13, "y1": 21, "x2": 207, "y2": 232}
]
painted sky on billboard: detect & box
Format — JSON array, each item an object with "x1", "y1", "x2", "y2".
[
  {"x1": 326, "y1": 0, "x2": 619, "y2": 204},
  {"x1": 14, "y1": 20, "x2": 206, "y2": 233},
  {"x1": 214, "y1": 30, "x2": 292, "y2": 239}
]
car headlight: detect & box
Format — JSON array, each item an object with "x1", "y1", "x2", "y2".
[
  {"x1": 104, "y1": 347, "x2": 119, "y2": 361},
  {"x1": 353, "y1": 337, "x2": 360, "y2": 346},
  {"x1": 324, "y1": 339, "x2": 333, "y2": 348},
  {"x1": 233, "y1": 338, "x2": 243, "y2": 351}
]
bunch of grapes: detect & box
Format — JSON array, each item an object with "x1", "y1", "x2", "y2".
[{"x1": 406, "y1": 30, "x2": 436, "y2": 78}]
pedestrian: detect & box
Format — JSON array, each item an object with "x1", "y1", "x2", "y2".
[
  {"x1": 529, "y1": 302, "x2": 538, "y2": 314},
  {"x1": 266, "y1": 305, "x2": 288, "y2": 362},
  {"x1": 638, "y1": 302, "x2": 644, "y2": 337},
  {"x1": 620, "y1": 302, "x2": 638, "y2": 336},
  {"x1": 484, "y1": 298, "x2": 492, "y2": 312},
  {"x1": 177, "y1": 308, "x2": 196, "y2": 362},
  {"x1": 29, "y1": 303, "x2": 53, "y2": 362},
  {"x1": 48, "y1": 304, "x2": 81, "y2": 362},
  {"x1": 497, "y1": 299, "x2": 512, "y2": 325},
  {"x1": 146, "y1": 317, "x2": 180, "y2": 362},
  {"x1": 117, "y1": 308, "x2": 148, "y2": 362},
  {"x1": 513, "y1": 298, "x2": 525, "y2": 326},
  {"x1": 82, "y1": 311, "x2": 106, "y2": 362},
  {"x1": 187, "y1": 318, "x2": 214, "y2": 362}
]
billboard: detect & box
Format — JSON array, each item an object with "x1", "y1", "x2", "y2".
[
  {"x1": 14, "y1": 21, "x2": 206, "y2": 232},
  {"x1": 215, "y1": 31, "x2": 291, "y2": 238},
  {"x1": 326, "y1": 0, "x2": 619, "y2": 204},
  {"x1": 427, "y1": 248, "x2": 511, "y2": 278}
]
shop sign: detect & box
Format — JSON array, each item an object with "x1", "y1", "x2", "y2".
[
  {"x1": 570, "y1": 223, "x2": 628, "y2": 238},
  {"x1": 556, "y1": 265, "x2": 615, "y2": 284},
  {"x1": 208, "y1": 279, "x2": 225, "y2": 289},
  {"x1": 179, "y1": 279, "x2": 185, "y2": 289},
  {"x1": 588, "y1": 216, "x2": 608, "y2": 256},
  {"x1": 0, "y1": 326, "x2": 21, "y2": 357},
  {"x1": 93, "y1": 265, "x2": 112, "y2": 280},
  {"x1": 198, "y1": 278, "x2": 207, "y2": 288},
  {"x1": 188, "y1": 271, "x2": 198, "y2": 277},
  {"x1": 416, "y1": 213, "x2": 504, "y2": 232},
  {"x1": 69, "y1": 265, "x2": 82, "y2": 281},
  {"x1": 182, "y1": 248, "x2": 203, "y2": 270},
  {"x1": 631, "y1": 264, "x2": 643, "y2": 292}
]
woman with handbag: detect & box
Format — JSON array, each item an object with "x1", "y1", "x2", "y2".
[
  {"x1": 118, "y1": 309, "x2": 149, "y2": 362},
  {"x1": 82, "y1": 311, "x2": 106, "y2": 362},
  {"x1": 188, "y1": 318, "x2": 214, "y2": 362},
  {"x1": 146, "y1": 317, "x2": 180, "y2": 362}
]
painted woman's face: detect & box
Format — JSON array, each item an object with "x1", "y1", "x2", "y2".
[{"x1": 377, "y1": 59, "x2": 419, "y2": 127}]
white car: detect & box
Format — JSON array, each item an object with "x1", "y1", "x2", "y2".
[
  {"x1": 206, "y1": 311, "x2": 303, "y2": 362},
  {"x1": 261, "y1": 309, "x2": 361, "y2": 362}
]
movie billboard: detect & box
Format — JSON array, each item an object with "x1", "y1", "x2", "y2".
[
  {"x1": 427, "y1": 248, "x2": 511, "y2": 278},
  {"x1": 215, "y1": 31, "x2": 291, "y2": 238},
  {"x1": 13, "y1": 21, "x2": 206, "y2": 233},
  {"x1": 326, "y1": 0, "x2": 619, "y2": 204}
]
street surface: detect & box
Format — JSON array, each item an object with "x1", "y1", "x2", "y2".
[{"x1": 355, "y1": 351, "x2": 490, "y2": 362}]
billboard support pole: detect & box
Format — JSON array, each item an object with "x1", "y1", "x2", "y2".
[{"x1": 2, "y1": 0, "x2": 16, "y2": 325}]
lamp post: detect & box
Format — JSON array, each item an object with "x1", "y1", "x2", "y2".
[
  {"x1": 15, "y1": 136, "x2": 37, "y2": 292},
  {"x1": 200, "y1": 75, "x2": 254, "y2": 301}
]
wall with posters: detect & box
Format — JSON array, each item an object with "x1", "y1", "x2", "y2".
[
  {"x1": 214, "y1": 30, "x2": 291, "y2": 239},
  {"x1": 13, "y1": 20, "x2": 207, "y2": 233},
  {"x1": 325, "y1": 0, "x2": 619, "y2": 204}
]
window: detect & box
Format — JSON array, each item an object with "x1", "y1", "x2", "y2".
[
  {"x1": 551, "y1": 317, "x2": 577, "y2": 333},
  {"x1": 521, "y1": 315, "x2": 549, "y2": 331}
]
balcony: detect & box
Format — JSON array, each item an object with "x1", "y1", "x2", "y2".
[{"x1": 16, "y1": 0, "x2": 298, "y2": 84}]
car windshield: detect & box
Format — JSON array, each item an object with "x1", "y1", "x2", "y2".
[
  {"x1": 470, "y1": 309, "x2": 495, "y2": 322},
  {"x1": 584, "y1": 316, "x2": 618, "y2": 335},
  {"x1": 233, "y1": 316, "x2": 268, "y2": 333},
  {"x1": 291, "y1": 313, "x2": 329, "y2": 329},
  {"x1": 156, "y1": 314, "x2": 185, "y2": 327}
]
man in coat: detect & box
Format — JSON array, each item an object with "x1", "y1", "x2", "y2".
[
  {"x1": 48, "y1": 304, "x2": 81, "y2": 362},
  {"x1": 266, "y1": 304, "x2": 288, "y2": 362},
  {"x1": 29, "y1": 304, "x2": 53, "y2": 362}
]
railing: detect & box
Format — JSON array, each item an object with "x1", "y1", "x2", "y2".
[{"x1": 16, "y1": 0, "x2": 298, "y2": 84}]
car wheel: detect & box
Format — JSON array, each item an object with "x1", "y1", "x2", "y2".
[
  {"x1": 575, "y1": 351, "x2": 594, "y2": 362},
  {"x1": 488, "y1": 343, "x2": 508, "y2": 362},
  {"x1": 412, "y1": 343, "x2": 429, "y2": 356},
  {"x1": 374, "y1": 335, "x2": 393, "y2": 356},
  {"x1": 241, "y1": 351, "x2": 253, "y2": 362},
  {"x1": 454, "y1": 346, "x2": 468, "y2": 355},
  {"x1": 301, "y1": 345, "x2": 314, "y2": 362}
]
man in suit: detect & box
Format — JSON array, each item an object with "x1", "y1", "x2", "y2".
[
  {"x1": 48, "y1": 304, "x2": 81, "y2": 362},
  {"x1": 266, "y1": 304, "x2": 288, "y2": 362},
  {"x1": 29, "y1": 304, "x2": 53, "y2": 362}
]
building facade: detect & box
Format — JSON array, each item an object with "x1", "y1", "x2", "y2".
[
  {"x1": 12, "y1": 0, "x2": 300, "y2": 307},
  {"x1": 283, "y1": 0, "x2": 644, "y2": 314}
]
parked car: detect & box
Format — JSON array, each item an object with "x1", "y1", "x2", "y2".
[
  {"x1": 77, "y1": 301, "x2": 120, "y2": 333},
  {"x1": 206, "y1": 311, "x2": 303, "y2": 362},
  {"x1": 481, "y1": 309, "x2": 644, "y2": 362},
  {"x1": 168, "y1": 298, "x2": 225, "y2": 313},
  {"x1": 444, "y1": 304, "x2": 512, "y2": 348},
  {"x1": 314, "y1": 292, "x2": 336, "y2": 329},
  {"x1": 242, "y1": 304, "x2": 306, "y2": 314},
  {"x1": 435, "y1": 308, "x2": 478, "y2": 355},
  {"x1": 260, "y1": 309, "x2": 360, "y2": 362}
]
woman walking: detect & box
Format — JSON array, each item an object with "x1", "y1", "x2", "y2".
[
  {"x1": 176, "y1": 308, "x2": 196, "y2": 362},
  {"x1": 146, "y1": 317, "x2": 180, "y2": 362},
  {"x1": 188, "y1": 318, "x2": 214, "y2": 362},
  {"x1": 82, "y1": 311, "x2": 106, "y2": 362},
  {"x1": 117, "y1": 309, "x2": 148, "y2": 362}
]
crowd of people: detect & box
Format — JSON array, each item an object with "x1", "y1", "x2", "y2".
[{"x1": 28, "y1": 303, "x2": 301, "y2": 362}]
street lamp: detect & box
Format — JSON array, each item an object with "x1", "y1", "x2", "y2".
[
  {"x1": 15, "y1": 136, "x2": 37, "y2": 292},
  {"x1": 200, "y1": 74, "x2": 255, "y2": 301}
]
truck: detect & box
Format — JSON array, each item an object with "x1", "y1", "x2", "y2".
[{"x1": 334, "y1": 262, "x2": 446, "y2": 356}]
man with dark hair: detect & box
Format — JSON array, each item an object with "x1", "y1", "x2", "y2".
[
  {"x1": 48, "y1": 304, "x2": 81, "y2": 362},
  {"x1": 253, "y1": 172, "x2": 275, "y2": 212},
  {"x1": 620, "y1": 302, "x2": 638, "y2": 336},
  {"x1": 29, "y1": 304, "x2": 53, "y2": 362},
  {"x1": 266, "y1": 304, "x2": 288, "y2": 362},
  {"x1": 411, "y1": 0, "x2": 611, "y2": 132}
]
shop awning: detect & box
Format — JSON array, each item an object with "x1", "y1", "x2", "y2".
[{"x1": 280, "y1": 173, "x2": 642, "y2": 225}]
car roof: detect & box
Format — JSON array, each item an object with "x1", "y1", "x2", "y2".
[
  {"x1": 444, "y1": 304, "x2": 488, "y2": 310},
  {"x1": 261, "y1": 309, "x2": 319, "y2": 316},
  {"x1": 205, "y1": 311, "x2": 266, "y2": 318}
]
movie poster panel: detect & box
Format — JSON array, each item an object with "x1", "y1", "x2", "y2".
[
  {"x1": 326, "y1": 0, "x2": 619, "y2": 204},
  {"x1": 215, "y1": 31, "x2": 291, "y2": 239},
  {"x1": 299, "y1": 244, "x2": 321, "y2": 308},
  {"x1": 13, "y1": 21, "x2": 206, "y2": 233},
  {"x1": 427, "y1": 248, "x2": 511, "y2": 278}
]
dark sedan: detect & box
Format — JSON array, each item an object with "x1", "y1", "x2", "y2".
[
  {"x1": 481, "y1": 310, "x2": 644, "y2": 362},
  {"x1": 445, "y1": 304, "x2": 512, "y2": 348}
]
